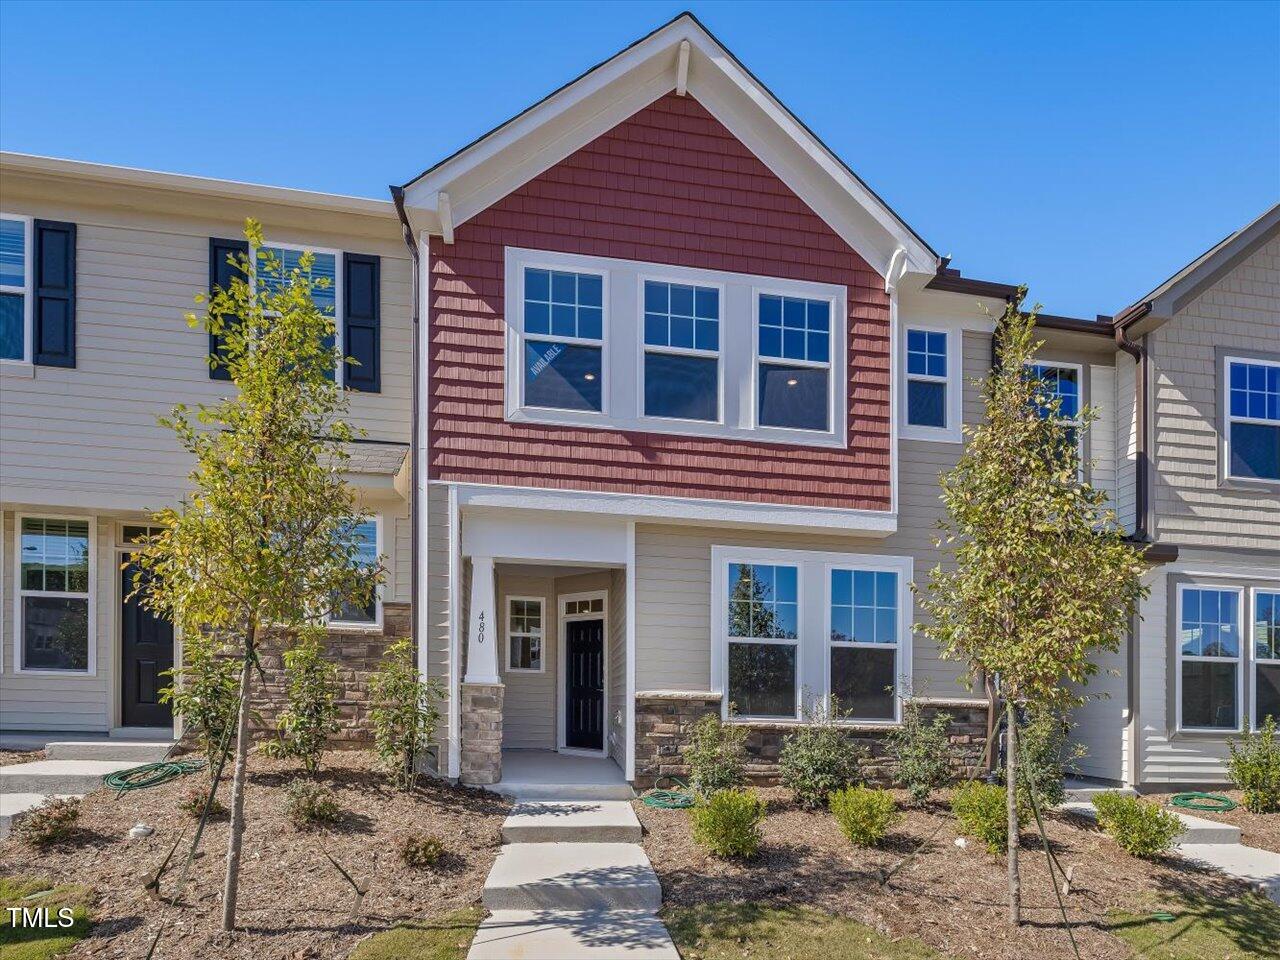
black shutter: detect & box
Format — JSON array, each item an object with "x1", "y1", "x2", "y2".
[
  {"x1": 343, "y1": 252, "x2": 380, "y2": 392},
  {"x1": 208, "y1": 237, "x2": 248, "y2": 380},
  {"x1": 33, "y1": 220, "x2": 76, "y2": 368}
]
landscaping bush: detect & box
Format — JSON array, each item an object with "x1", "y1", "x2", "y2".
[
  {"x1": 177, "y1": 783, "x2": 227, "y2": 818},
  {"x1": 161, "y1": 636, "x2": 245, "y2": 777},
  {"x1": 1016, "y1": 709, "x2": 1085, "y2": 810},
  {"x1": 691, "y1": 788, "x2": 766, "y2": 858},
  {"x1": 261, "y1": 631, "x2": 340, "y2": 774},
  {"x1": 400, "y1": 831, "x2": 447, "y2": 869},
  {"x1": 14, "y1": 797, "x2": 81, "y2": 847},
  {"x1": 683, "y1": 712, "x2": 747, "y2": 796},
  {"x1": 370, "y1": 637, "x2": 444, "y2": 790},
  {"x1": 829, "y1": 786, "x2": 899, "y2": 847},
  {"x1": 284, "y1": 781, "x2": 341, "y2": 829},
  {"x1": 778, "y1": 697, "x2": 862, "y2": 809},
  {"x1": 1227, "y1": 715, "x2": 1280, "y2": 814},
  {"x1": 1093, "y1": 792, "x2": 1182, "y2": 859},
  {"x1": 951, "y1": 781, "x2": 1021, "y2": 854},
  {"x1": 886, "y1": 699, "x2": 951, "y2": 804}
]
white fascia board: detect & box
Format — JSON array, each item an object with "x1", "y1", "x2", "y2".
[{"x1": 448, "y1": 481, "x2": 897, "y2": 536}]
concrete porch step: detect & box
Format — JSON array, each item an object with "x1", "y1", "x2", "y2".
[
  {"x1": 1178, "y1": 843, "x2": 1280, "y2": 904},
  {"x1": 482, "y1": 841, "x2": 662, "y2": 911},
  {"x1": 491, "y1": 781, "x2": 634, "y2": 801},
  {"x1": 45, "y1": 740, "x2": 173, "y2": 762},
  {"x1": 1062, "y1": 778, "x2": 1137, "y2": 803},
  {"x1": 467, "y1": 910, "x2": 679, "y2": 960},
  {"x1": 503, "y1": 800, "x2": 642, "y2": 843},
  {"x1": 0, "y1": 793, "x2": 73, "y2": 840},
  {"x1": 0, "y1": 758, "x2": 142, "y2": 795}
]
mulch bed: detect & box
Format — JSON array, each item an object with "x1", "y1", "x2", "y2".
[
  {"x1": 637, "y1": 787, "x2": 1260, "y2": 960},
  {"x1": 0, "y1": 750, "x2": 41, "y2": 766},
  {"x1": 0, "y1": 750, "x2": 510, "y2": 960},
  {"x1": 1142, "y1": 789, "x2": 1280, "y2": 854}
]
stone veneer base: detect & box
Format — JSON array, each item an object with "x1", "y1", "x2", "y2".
[{"x1": 460, "y1": 682, "x2": 505, "y2": 786}]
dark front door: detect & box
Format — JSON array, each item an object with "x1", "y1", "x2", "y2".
[
  {"x1": 565, "y1": 618, "x2": 604, "y2": 750},
  {"x1": 121, "y1": 562, "x2": 174, "y2": 728}
]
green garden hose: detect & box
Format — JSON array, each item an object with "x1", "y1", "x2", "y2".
[
  {"x1": 103, "y1": 758, "x2": 206, "y2": 793},
  {"x1": 1170, "y1": 791, "x2": 1237, "y2": 812},
  {"x1": 640, "y1": 776, "x2": 695, "y2": 809}
]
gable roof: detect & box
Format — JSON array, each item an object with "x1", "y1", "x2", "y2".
[
  {"x1": 398, "y1": 12, "x2": 938, "y2": 279},
  {"x1": 1114, "y1": 201, "x2": 1280, "y2": 330}
]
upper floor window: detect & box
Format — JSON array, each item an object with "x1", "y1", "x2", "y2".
[
  {"x1": 1026, "y1": 362, "x2": 1082, "y2": 460},
  {"x1": 1225, "y1": 358, "x2": 1280, "y2": 482},
  {"x1": 522, "y1": 267, "x2": 605, "y2": 413},
  {"x1": 756, "y1": 294, "x2": 832, "y2": 432},
  {"x1": 0, "y1": 215, "x2": 31, "y2": 363},
  {"x1": 18, "y1": 516, "x2": 93, "y2": 673},
  {"x1": 643, "y1": 280, "x2": 720, "y2": 422},
  {"x1": 329, "y1": 517, "x2": 380, "y2": 628},
  {"x1": 255, "y1": 243, "x2": 341, "y2": 381}
]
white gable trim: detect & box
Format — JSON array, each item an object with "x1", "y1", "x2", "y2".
[{"x1": 401, "y1": 14, "x2": 936, "y2": 279}]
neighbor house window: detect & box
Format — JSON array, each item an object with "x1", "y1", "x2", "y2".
[
  {"x1": 829, "y1": 569, "x2": 900, "y2": 720},
  {"x1": 522, "y1": 267, "x2": 604, "y2": 412},
  {"x1": 256, "y1": 243, "x2": 341, "y2": 380},
  {"x1": 757, "y1": 293, "x2": 831, "y2": 432},
  {"x1": 1226, "y1": 359, "x2": 1280, "y2": 481},
  {"x1": 905, "y1": 329, "x2": 948, "y2": 429},
  {"x1": 1255, "y1": 590, "x2": 1280, "y2": 729},
  {"x1": 726, "y1": 562, "x2": 799, "y2": 718},
  {"x1": 642, "y1": 280, "x2": 719, "y2": 422},
  {"x1": 1178, "y1": 585, "x2": 1242, "y2": 730},
  {"x1": 18, "y1": 517, "x2": 92, "y2": 672},
  {"x1": 507, "y1": 597, "x2": 545, "y2": 672},
  {"x1": 0, "y1": 215, "x2": 31, "y2": 362},
  {"x1": 329, "y1": 518, "x2": 379, "y2": 627}
]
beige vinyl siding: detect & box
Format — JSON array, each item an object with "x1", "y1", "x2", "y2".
[
  {"x1": 1090, "y1": 364, "x2": 1118, "y2": 511},
  {"x1": 425, "y1": 484, "x2": 453, "y2": 768},
  {"x1": 608, "y1": 566, "x2": 627, "y2": 765},
  {"x1": 1116, "y1": 351, "x2": 1139, "y2": 533},
  {"x1": 1150, "y1": 235, "x2": 1280, "y2": 551},
  {"x1": 0, "y1": 512, "x2": 113, "y2": 731},
  {"x1": 497, "y1": 574, "x2": 557, "y2": 750}
]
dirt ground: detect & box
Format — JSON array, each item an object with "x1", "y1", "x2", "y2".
[
  {"x1": 0, "y1": 750, "x2": 510, "y2": 960},
  {"x1": 636, "y1": 787, "x2": 1268, "y2": 960},
  {"x1": 1141, "y1": 789, "x2": 1280, "y2": 854},
  {"x1": 0, "y1": 749, "x2": 41, "y2": 766}
]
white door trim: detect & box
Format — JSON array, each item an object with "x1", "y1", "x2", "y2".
[{"x1": 557, "y1": 589, "x2": 609, "y2": 758}]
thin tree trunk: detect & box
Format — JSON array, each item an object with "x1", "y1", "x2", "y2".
[
  {"x1": 221, "y1": 642, "x2": 254, "y2": 932},
  {"x1": 1005, "y1": 699, "x2": 1021, "y2": 926}
]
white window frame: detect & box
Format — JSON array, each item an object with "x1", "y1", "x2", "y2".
[
  {"x1": 1222, "y1": 354, "x2": 1280, "y2": 485},
  {"x1": 13, "y1": 513, "x2": 97, "y2": 677},
  {"x1": 824, "y1": 561, "x2": 910, "y2": 724},
  {"x1": 0, "y1": 212, "x2": 34, "y2": 367},
  {"x1": 751, "y1": 286, "x2": 839, "y2": 438},
  {"x1": 503, "y1": 247, "x2": 848, "y2": 449},
  {"x1": 1175, "y1": 582, "x2": 1245, "y2": 733},
  {"x1": 710, "y1": 545, "x2": 913, "y2": 725},
  {"x1": 1025, "y1": 360, "x2": 1086, "y2": 469},
  {"x1": 506, "y1": 595, "x2": 546, "y2": 674},
  {"x1": 327, "y1": 515, "x2": 383, "y2": 632},
  {"x1": 900, "y1": 325, "x2": 961, "y2": 442},
  {"x1": 1251, "y1": 587, "x2": 1280, "y2": 731},
  {"x1": 255, "y1": 239, "x2": 345, "y2": 387},
  {"x1": 636, "y1": 272, "x2": 725, "y2": 426}
]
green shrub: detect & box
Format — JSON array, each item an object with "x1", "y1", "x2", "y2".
[
  {"x1": 1227, "y1": 716, "x2": 1280, "y2": 814},
  {"x1": 778, "y1": 697, "x2": 862, "y2": 809},
  {"x1": 951, "y1": 781, "x2": 1022, "y2": 854},
  {"x1": 400, "y1": 832, "x2": 447, "y2": 868},
  {"x1": 261, "y1": 631, "x2": 340, "y2": 774},
  {"x1": 1093, "y1": 792, "x2": 1182, "y2": 859},
  {"x1": 829, "y1": 786, "x2": 899, "y2": 847},
  {"x1": 683, "y1": 712, "x2": 747, "y2": 796},
  {"x1": 886, "y1": 699, "x2": 951, "y2": 804},
  {"x1": 14, "y1": 797, "x2": 81, "y2": 847},
  {"x1": 370, "y1": 637, "x2": 444, "y2": 790},
  {"x1": 177, "y1": 783, "x2": 227, "y2": 818},
  {"x1": 161, "y1": 636, "x2": 245, "y2": 777},
  {"x1": 691, "y1": 788, "x2": 766, "y2": 858},
  {"x1": 1016, "y1": 710, "x2": 1086, "y2": 810},
  {"x1": 284, "y1": 781, "x2": 341, "y2": 829}
]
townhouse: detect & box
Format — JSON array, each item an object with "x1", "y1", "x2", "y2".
[{"x1": 1, "y1": 13, "x2": 1274, "y2": 790}]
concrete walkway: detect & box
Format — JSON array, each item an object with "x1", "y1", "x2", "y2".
[{"x1": 469, "y1": 797, "x2": 678, "y2": 959}]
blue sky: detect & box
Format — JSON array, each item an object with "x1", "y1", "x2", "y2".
[{"x1": 2, "y1": 1, "x2": 1277, "y2": 317}]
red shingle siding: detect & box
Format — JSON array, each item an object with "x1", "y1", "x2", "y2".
[{"x1": 428, "y1": 93, "x2": 891, "y2": 510}]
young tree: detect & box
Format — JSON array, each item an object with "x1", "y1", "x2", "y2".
[
  {"x1": 132, "y1": 220, "x2": 382, "y2": 931},
  {"x1": 916, "y1": 293, "x2": 1147, "y2": 925}
]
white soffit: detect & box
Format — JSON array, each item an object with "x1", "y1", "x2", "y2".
[{"x1": 401, "y1": 14, "x2": 936, "y2": 279}]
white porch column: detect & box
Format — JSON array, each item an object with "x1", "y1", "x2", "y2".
[{"x1": 464, "y1": 555, "x2": 501, "y2": 684}]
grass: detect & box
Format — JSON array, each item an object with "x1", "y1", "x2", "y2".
[
  {"x1": 1107, "y1": 892, "x2": 1280, "y2": 959},
  {"x1": 0, "y1": 878, "x2": 93, "y2": 960},
  {"x1": 663, "y1": 903, "x2": 947, "y2": 960},
  {"x1": 348, "y1": 906, "x2": 486, "y2": 960}
]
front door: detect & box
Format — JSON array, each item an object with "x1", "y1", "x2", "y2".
[
  {"x1": 120, "y1": 561, "x2": 174, "y2": 728},
  {"x1": 565, "y1": 618, "x2": 604, "y2": 751}
]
